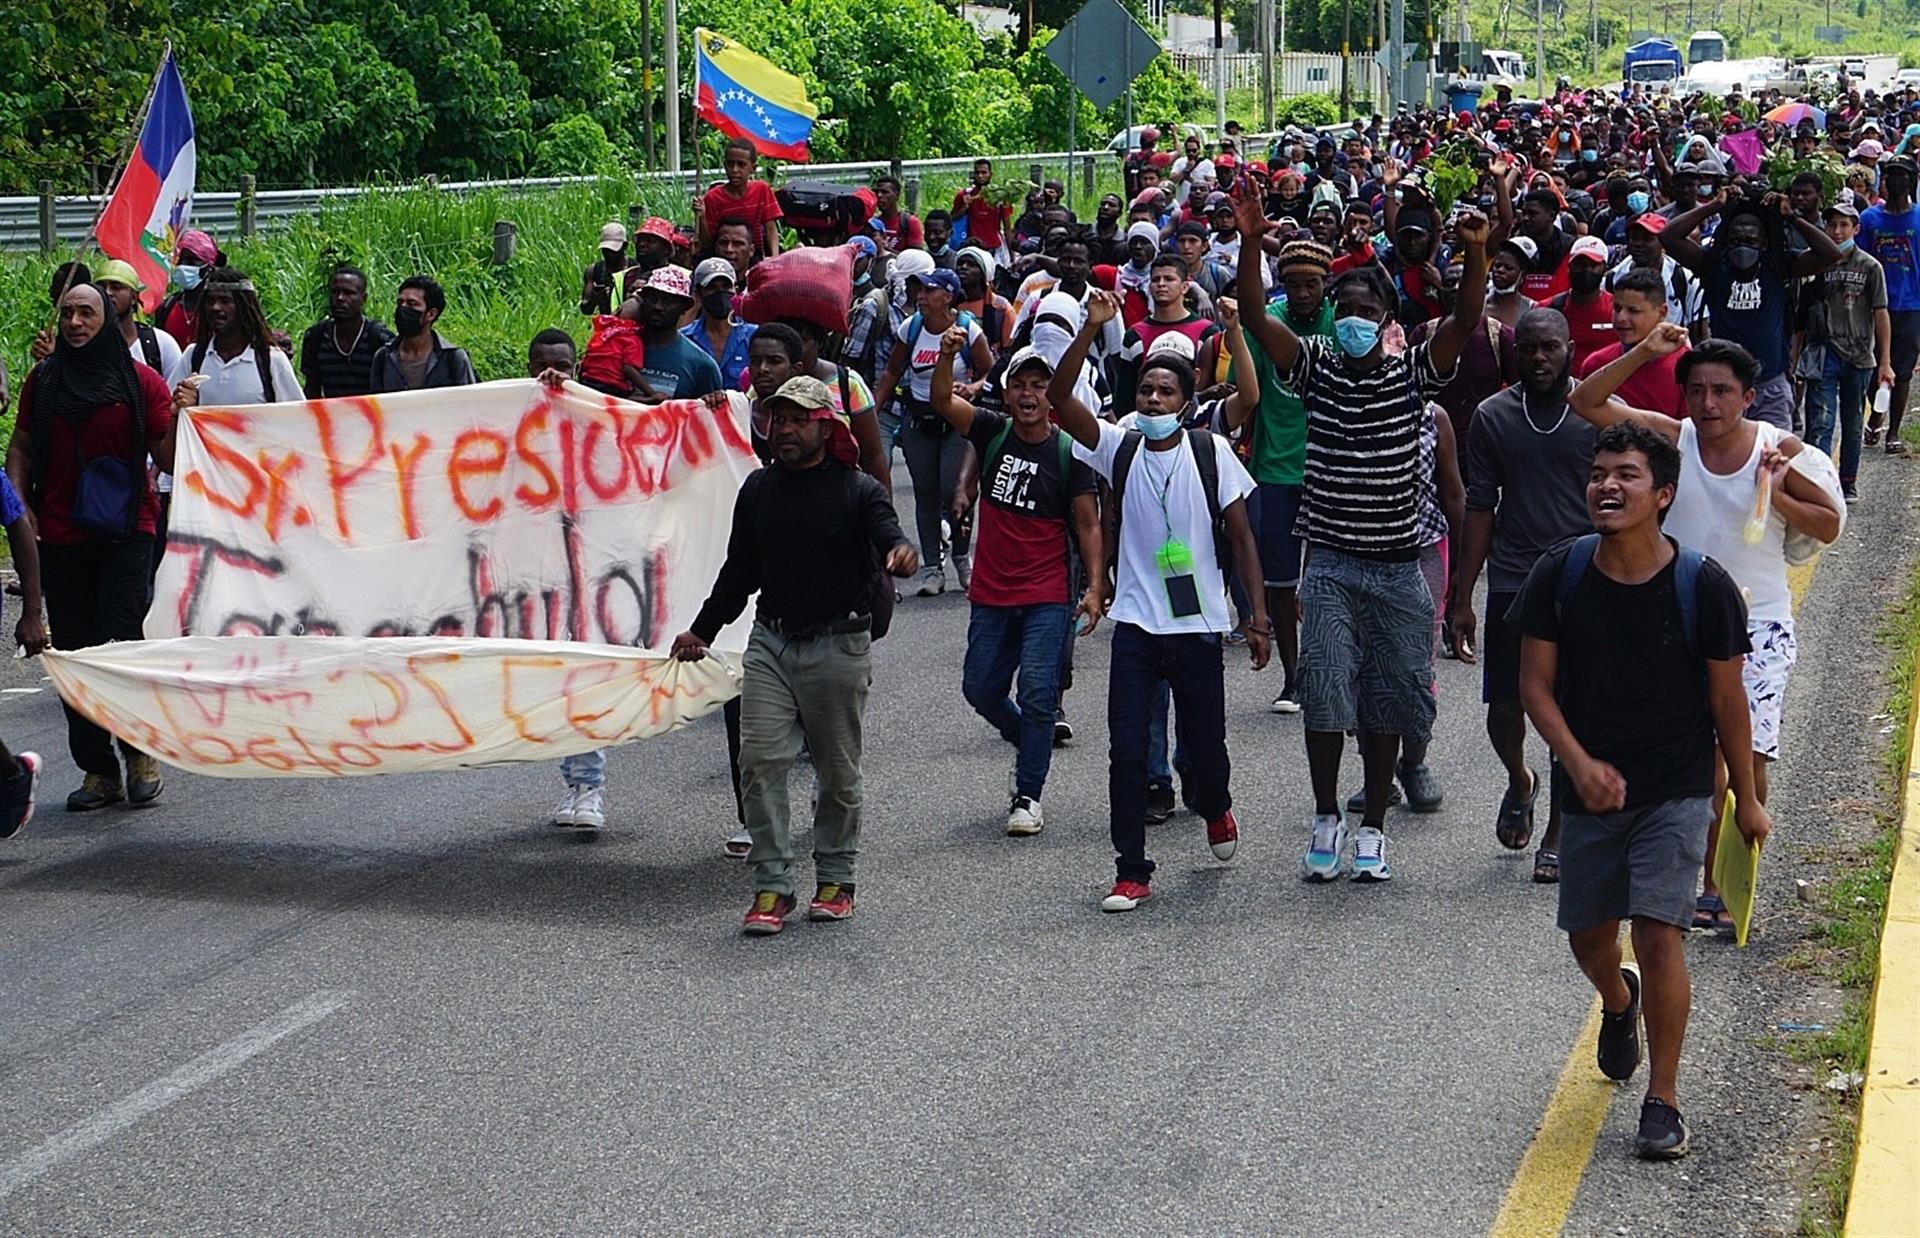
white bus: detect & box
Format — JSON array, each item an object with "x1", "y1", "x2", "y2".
[{"x1": 1688, "y1": 30, "x2": 1727, "y2": 66}]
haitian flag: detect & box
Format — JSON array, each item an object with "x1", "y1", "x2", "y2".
[
  {"x1": 693, "y1": 28, "x2": 817, "y2": 162},
  {"x1": 98, "y1": 50, "x2": 196, "y2": 312}
]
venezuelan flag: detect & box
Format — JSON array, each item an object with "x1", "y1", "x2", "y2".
[{"x1": 693, "y1": 28, "x2": 818, "y2": 162}]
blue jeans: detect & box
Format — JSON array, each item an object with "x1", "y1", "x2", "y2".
[
  {"x1": 560, "y1": 748, "x2": 606, "y2": 789},
  {"x1": 962, "y1": 602, "x2": 1073, "y2": 799},
  {"x1": 1146, "y1": 680, "x2": 1189, "y2": 786},
  {"x1": 1108, "y1": 623, "x2": 1232, "y2": 883},
  {"x1": 1805, "y1": 361, "x2": 1871, "y2": 485}
]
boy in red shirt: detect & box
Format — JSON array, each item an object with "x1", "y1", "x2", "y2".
[
  {"x1": 954, "y1": 158, "x2": 1012, "y2": 256},
  {"x1": 697, "y1": 138, "x2": 783, "y2": 260},
  {"x1": 1550, "y1": 236, "x2": 1616, "y2": 370},
  {"x1": 579, "y1": 300, "x2": 654, "y2": 400}
]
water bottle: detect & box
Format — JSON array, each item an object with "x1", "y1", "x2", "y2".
[{"x1": 1874, "y1": 384, "x2": 1892, "y2": 416}]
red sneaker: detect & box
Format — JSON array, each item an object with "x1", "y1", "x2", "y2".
[
  {"x1": 808, "y1": 883, "x2": 855, "y2": 921},
  {"x1": 1101, "y1": 880, "x2": 1152, "y2": 912},
  {"x1": 742, "y1": 891, "x2": 796, "y2": 935},
  {"x1": 1207, "y1": 809, "x2": 1239, "y2": 861}
]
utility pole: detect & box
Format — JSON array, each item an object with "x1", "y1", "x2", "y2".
[
  {"x1": 1390, "y1": 0, "x2": 1404, "y2": 112},
  {"x1": 1589, "y1": 0, "x2": 1597, "y2": 74},
  {"x1": 664, "y1": 0, "x2": 682, "y2": 175},
  {"x1": 1535, "y1": 0, "x2": 1548, "y2": 99},
  {"x1": 1342, "y1": 0, "x2": 1353, "y2": 116},
  {"x1": 640, "y1": 0, "x2": 655, "y2": 171},
  {"x1": 1213, "y1": 0, "x2": 1227, "y2": 137},
  {"x1": 1260, "y1": 0, "x2": 1275, "y2": 131}
]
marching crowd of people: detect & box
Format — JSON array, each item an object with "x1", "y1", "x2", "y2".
[{"x1": 9, "y1": 77, "x2": 1914, "y2": 1157}]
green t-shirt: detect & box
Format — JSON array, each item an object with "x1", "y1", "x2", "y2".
[{"x1": 1236, "y1": 297, "x2": 1336, "y2": 486}]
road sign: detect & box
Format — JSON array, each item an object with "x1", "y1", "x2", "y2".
[{"x1": 1043, "y1": 0, "x2": 1162, "y2": 112}]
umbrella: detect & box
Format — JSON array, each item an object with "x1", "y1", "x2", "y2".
[{"x1": 1763, "y1": 102, "x2": 1826, "y2": 128}]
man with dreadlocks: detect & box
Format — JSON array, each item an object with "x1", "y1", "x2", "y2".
[
  {"x1": 4, "y1": 283, "x2": 175, "y2": 812},
  {"x1": 169, "y1": 267, "x2": 302, "y2": 412}
]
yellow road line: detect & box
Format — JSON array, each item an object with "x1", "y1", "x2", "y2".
[
  {"x1": 1845, "y1": 668, "x2": 1920, "y2": 1234},
  {"x1": 1490, "y1": 558, "x2": 1820, "y2": 1237},
  {"x1": 1489, "y1": 1003, "x2": 1613, "y2": 1238}
]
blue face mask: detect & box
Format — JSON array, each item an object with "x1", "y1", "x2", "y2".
[
  {"x1": 1134, "y1": 411, "x2": 1182, "y2": 440},
  {"x1": 171, "y1": 263, "x2": 202, "y2": 291},
  {"x1": 1627, "y1": 190, "x2": 1651, "y2": 213},
  {"x1": 1334, "y1": 315, "x2": 1382, "y2": 358},
  {"x1": 1840, "y1": 238, "x2": 1857, "y2": 254},
  {"x1": 1581, "y1": 149, "x2": 1599, "y2": 162}
]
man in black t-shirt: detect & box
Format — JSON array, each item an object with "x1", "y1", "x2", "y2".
[
  {"x1": 932, "y1": 339, "x2": 1104, "y2": 837},
  {"x1": 1513, "y1": 421, "x2": 1769, "y2": 1163},
  {"x1": 299, "y1": 265, "x2": 393, "y2": 399}
]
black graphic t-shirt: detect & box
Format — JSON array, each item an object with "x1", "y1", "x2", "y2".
[{"x1": 963, "y1": 410, "x2": 1097, "y2": 606}]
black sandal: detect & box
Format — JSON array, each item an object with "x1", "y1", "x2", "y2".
[
  {"x1": 1496, "y1": 769, "x2": 1538, "y2": 851},
  {"x1": 1692, "y1": 893, "x2": 1729, "y2": 933},
  {"x1": 1532, "y1": 848, "x2": 1560, "y2": 884}
]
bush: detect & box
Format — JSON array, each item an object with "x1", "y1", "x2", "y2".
[
  {"x1": 1276, "y1": 94, "x2": 1340, "y2": 129},
  {"x1": 531, "y1": 115, "x2": 629, "y2": 179}
]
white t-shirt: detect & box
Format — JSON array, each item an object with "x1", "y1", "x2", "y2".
[
  {"x1": 1666, "y1": 418, "x2": 1791, "y2": 625},
  {"x1": 128, "y1": 326, "x2": 182, "y2": 383},
  {"x1": 894, "y1": 315, "x2": 984, "y2": 401},
  {"x1": 1072, "y1": 419, "x2": 1255, "y2": 635},
  {"x1": 168, "y1": 343, "x2": 302, "y2": 408}
]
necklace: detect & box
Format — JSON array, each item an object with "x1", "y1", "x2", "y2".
[
  {"x1": 332, "y1": 319, "x2": 366, "y2": 359},
  {"x1": 1521, "y1": 389, "x2": 1570, "y2": 436}
]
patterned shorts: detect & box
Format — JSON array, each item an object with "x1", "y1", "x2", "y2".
[
  {"x1": 1299, "y1": 547, "x2": 1437, "y2": 743},
  {"x1": 1744, "y1": 619, "x2": 1796, "y2": 761}
]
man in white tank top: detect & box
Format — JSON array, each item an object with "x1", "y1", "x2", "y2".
[{"x1": 1568, "y1": 326, "x2": 1845, "y2": 932}]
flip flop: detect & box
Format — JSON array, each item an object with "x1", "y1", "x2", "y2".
[
  {"x1": 1531, "y1": 848, "x2": 1560, "y2": 884},
  {"x1": 1692, "y1": 892, "x2": 1729, "y2": 933},
  {"x1": 1496, "y1": 768, "x2": 1538, "y2": 851}
]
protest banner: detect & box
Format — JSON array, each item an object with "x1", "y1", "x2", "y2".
[{"x1": 44, "y1": 379, "x2": 758, "y2": 778}]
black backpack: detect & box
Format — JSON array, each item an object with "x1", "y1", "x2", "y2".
[
  {"x1": 133, "y1": 323, "x2": 164, "y2": 373},
  {"x1": 1109, "y1": 427, "x2": 1231, "y2": 579},
  {"x1": 775, "y1": 180, "x2": 869, "y2": 242}
]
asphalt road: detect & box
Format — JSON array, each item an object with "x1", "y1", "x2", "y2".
[{"x1": 0, "y1": 448, "x2": 1912, "y2": 1236}]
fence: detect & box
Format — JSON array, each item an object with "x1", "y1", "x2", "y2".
[
  {"x1": 0, "y1": 125, "x2": 1356, "y2": 255},
  {"x1": 1169, "y1": 52, "x2": 1390, "y2": 102}
]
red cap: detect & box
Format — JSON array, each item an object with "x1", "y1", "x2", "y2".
[{"x1": 1629, "y1": 212, "x2": 1667, "y2": 235}]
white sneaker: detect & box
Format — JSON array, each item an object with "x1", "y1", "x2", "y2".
[
  {"x1": 1350, "y1": 826, "x2": 1392, "y2": 883},
  {"x1": 1007, "y1": 795, "x2": 1044, "y2": 836},
  {"x1": 570, "y1": 786, "x2": 605, "y2": 830},
  {"x1": 915, "y1": 566, "x2": 946, "y2": 597},
  {"x1": 953, "y1": 554, "x2": 972, "y2": 591},
  {"x1": 550, "y1": 786, "x2": 581, "y2": 827},
  {"x1": 1301, "y1": 813, "x2": 1348, "y2": 881}
]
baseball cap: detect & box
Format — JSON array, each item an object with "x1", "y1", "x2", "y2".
[
  {"x1": 1826, "y1": 201, "x2": 1861, "y2": 220},
  {"x1": 598, "y1": 221, "x2": 628, "y2": 247},
  {"x1": 692, "y1": 257, "x2": 735, "y2": 289},
  {"x1": 1141, "y1": 126, "x2": 1161, "y2": 143},
  {"x1": 1005, "y1": 345, "x2": 1055, "y2": 377},
  {"x1": 1145, "y1": 332, "x2": 1196, "y2": 362},
  {"x1": 94, "y1": 258, "x2": 143, "y2": 291},
  {"x1": 641, "y1": 265, "x2": 694, "y2": 301},
  {"x1": 637, "y1": 216, "x2": 677, "y2": 243},
  {"x1": 1569, "y1": 236, "x2": 1610, "y2": 264},
  {"x1": 845, "y1": 235, "x2": 877, "y2": 260},
  {"x1": 1629, "y1": 212, "x2": 1668, "y2": 236},
  {"x1": 919, "y1": 268, "x2": 962, "y2": 298},
  {"x1": 1500, "y1": 235, "x2": 1539, "y2": 262},
  {"x1": 765, "y1": 375, "x2": 833, "y2": 411}
]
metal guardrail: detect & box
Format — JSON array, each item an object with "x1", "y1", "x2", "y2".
[{"x1": 0, "y1": 126, "x2": 1354, "y2": 254}]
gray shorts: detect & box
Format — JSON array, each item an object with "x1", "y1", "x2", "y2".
[
  {"x1": 1746, "y1": 372, "x2": 1794, "y2": 431},
  {"x1": 1556, "y1": 796, "x2": 1712, "y2": 933},
  {"x1": 1298, "y1": 546, "x2": 1437, "y2": 742}
]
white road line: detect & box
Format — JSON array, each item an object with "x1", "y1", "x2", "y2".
[
  {"x1": 1, "y1": 687, "x2": 42, "y2": 694},
  {"x1": 0, "y1": 990, "x2": 353, "y2": 1200}
]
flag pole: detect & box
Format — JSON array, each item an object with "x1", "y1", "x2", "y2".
[
  {"x1": 49, "y1": 42, "x2": 172, "y2": 326},
  {"x1": 690, "y1": 33, "x2": 703, "y2": 231}
]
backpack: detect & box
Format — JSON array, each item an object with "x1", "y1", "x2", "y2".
[
  {"x1": 1554, "y1": 533, "x2": 1703, "y2": 657},
  {"x1": 1110, "y1": 427, "x2": 1232, "y2": 580},
  {"x1": 774, "y1": 179, "x2": 870, "y2": 241},
  {"x1": 133, "y1": 323, "x2": 163, "y2": 373}
]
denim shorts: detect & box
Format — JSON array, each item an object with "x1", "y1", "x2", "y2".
[
  {"x1": 1252, "y1": 482, "x2": 1304, "y2": 590},
  {"x1": 1556, "y1": 796, "x2": 1711, "y2": 933}
]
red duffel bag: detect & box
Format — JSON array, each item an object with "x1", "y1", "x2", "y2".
[{"x1": 738, "y1": 244, "x2": 853, "y2": 338}]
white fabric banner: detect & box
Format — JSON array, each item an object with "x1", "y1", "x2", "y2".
[
  {"x1": 46, "y1": 379, "x2": 758, "y2": 778},
  {"x1": 43, "y1": 637, "x2": 740, "y2": 779}
]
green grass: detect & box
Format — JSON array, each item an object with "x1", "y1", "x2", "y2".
[{"x1": 1790, "y1": 556, "x2": 1918, "y2": 1235}]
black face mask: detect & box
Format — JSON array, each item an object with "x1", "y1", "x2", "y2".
[
  {"x1": 1569, "y1": 267, "x2": 1605, "y2": 295},
  {"x1": 394, "y1": 304, "x2": 426, "y2": 337},
  {"x1": 701, "y1": 290, "x2": 733, "y2": 320},
  {"x1": 1727, "y1": 244, "x2": 1762, "y2": 272}
]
